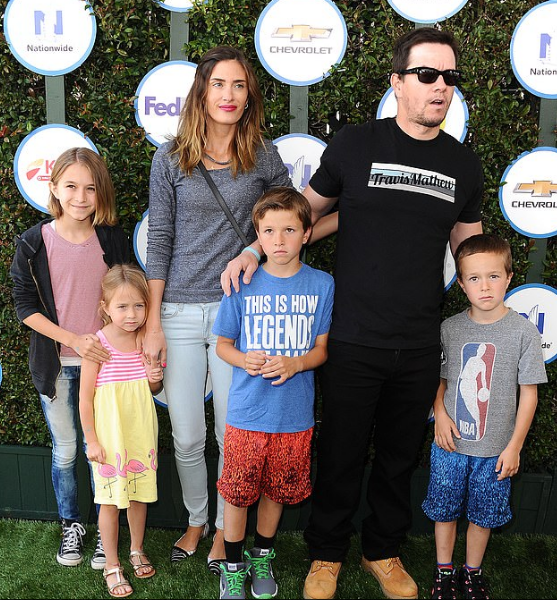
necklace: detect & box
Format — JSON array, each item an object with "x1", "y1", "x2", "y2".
[{"x1": 204, "y1": 152, "x2": 232, "y2": 166}]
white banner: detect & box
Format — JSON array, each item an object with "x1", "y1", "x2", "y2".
[
  {"x1": 505, "y1": 284, "x2": 557, "y2": 363},
  {"x1": 499, "y1": 147, "x2": 557, "y2": 238},
  {"x1": 387, "y1": 0, "x2": 469, "y2": 23},
  {"x1": 155, "y1": 0, "x2": 195, "y2": 12},
  {"x1": 14, "y1": 125, "x2": 98, "y2": 213},
  {"x1": 510, "y1": 0, "x2": 557, "y2": 99},
  {"x1": 273, "y1": 134, "x2": 326, "y2": 192},
  {"x1": 255, "y1": 0, "x2": 347, "y2": 86},
  {"x1": 4, "y1": 0, "x2": 96, "y2": 76},
  {"x1": 135, "y1": 61, "x2": 197, "y2": 147}
]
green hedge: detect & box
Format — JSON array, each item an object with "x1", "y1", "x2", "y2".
[{"x1": 0, "y1": 0, "x2": 555, "y2": 472}]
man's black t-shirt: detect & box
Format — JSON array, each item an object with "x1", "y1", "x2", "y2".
[{"x1": 310, "y1": 117, "x2": 483, "y2": 349}]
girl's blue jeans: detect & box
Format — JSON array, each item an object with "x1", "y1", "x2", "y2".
[{"x1": 39, "y1": 365, "x2": 82, "y2": 522}]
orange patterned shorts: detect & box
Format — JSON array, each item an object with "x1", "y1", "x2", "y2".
[{"x1": 217, "y1": 424, "x2": 314, "y2": 507}]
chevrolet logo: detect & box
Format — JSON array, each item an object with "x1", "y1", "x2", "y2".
[
  {"x1": 514, "y1": 180, "x2": 557, "y2": 197},
  {"x1": 273, "y1": 25, "x2": 332, "y2": 42}
]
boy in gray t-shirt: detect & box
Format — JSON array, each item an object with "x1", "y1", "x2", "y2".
[{"x1": 422, "y1": 234, "x2": 547, "y2": 600}]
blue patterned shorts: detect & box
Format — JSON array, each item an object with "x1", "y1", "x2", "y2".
[{"x1": 422, "y1": 443, "x2": 512, "y2": 529}]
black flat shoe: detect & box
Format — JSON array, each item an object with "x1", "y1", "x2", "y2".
[
  {"x1": 170, "y1": 523, "x2": 210, "y2": 563},
  {"x1": 207, "y1": 558, "x2": 225, "y2": 576},
  {"x1": 170, "y1": 544, "x2": 194, "y2": 563}
]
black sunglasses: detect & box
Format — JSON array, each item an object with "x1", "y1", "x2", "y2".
[{"x1": 397, "y1": 67, "x2": 462, "y2": 86}]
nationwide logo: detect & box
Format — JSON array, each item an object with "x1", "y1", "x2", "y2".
[
  {"x1": 28, "y1": 10, "x2": 74, "y2": 52},
  {"x1": 35, "y1": 10, "x2": 63, "y2": 36},
  {"x1": 519, "y1": 304, "x2": 545, "y2": 336},
  {"x1": 505, "y1": 284, "x2": 557, "y2": 361},
  {"x1": 272, "y1": 24, "x2": 331, "y2": 42},
  {"x1": 287, "y1": 156, "x2": 313, "y2": 191},
  {"x1": 539, "y1": 32, "x2": 557, "y2": 68}
]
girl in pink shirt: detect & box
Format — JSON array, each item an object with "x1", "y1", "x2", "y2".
[{"x1": 10, "y1": 147, "x2": 130, "y2": 570}]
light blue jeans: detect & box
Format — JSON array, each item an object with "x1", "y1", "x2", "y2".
[
  {"x1": 40, "y1": 366, "x2": 82, "y2": 522},
  {"x1": 161, "y1": 301, "x2": 231, "y2": 531}
]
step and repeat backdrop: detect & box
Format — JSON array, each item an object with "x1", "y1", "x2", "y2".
[{"x1": 4, "y1": 0, "x2": 557, "y2": 391}]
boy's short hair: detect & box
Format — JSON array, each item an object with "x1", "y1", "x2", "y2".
[
  {"x1": 252, "y1": 186, "x2": 312, "y2": 232},
  {"x1": 455, "y1": 233, "x2": 513, "y2": 279}
]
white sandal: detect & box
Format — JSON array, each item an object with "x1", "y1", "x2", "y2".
[
  {"x1": 129, "y1": 550, "x2": 156, "y2": 579},
  {"x1": 103, "y1": 565, "x2": 133, "y2": 598}
]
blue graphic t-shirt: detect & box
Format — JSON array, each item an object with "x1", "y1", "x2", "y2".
[{"x1": 213, "y1": 263, "x2": 334, "y2": 433}]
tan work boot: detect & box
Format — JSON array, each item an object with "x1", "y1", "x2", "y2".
[
  {"x1": 303, "y1": 560, "x2": 342, "y2": 599},
  {"x1": 361, "y1": 556, "x2": 418, "y2": 599}
]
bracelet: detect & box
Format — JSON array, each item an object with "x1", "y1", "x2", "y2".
[{"x1": 242, "y1": 246, "x2": 261, "y2": 262}]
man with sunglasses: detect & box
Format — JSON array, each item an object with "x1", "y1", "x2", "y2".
[
  {"x1": 300, "y1": 27, "x2": 484, "y2": 600},
  {"x1": 220, "y1": 26, "x2": 484, "y2": 600}
]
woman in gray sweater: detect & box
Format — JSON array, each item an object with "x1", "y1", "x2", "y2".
[{"x1": 143, "y1": 46, "x2": 291, "y2": 571}]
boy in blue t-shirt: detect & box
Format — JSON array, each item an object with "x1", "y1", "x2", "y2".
[{"x1": 212, "y1": 187, "x2": 334, "y2": 599}]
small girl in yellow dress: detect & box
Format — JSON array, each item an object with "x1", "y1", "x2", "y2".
[{"x1": 79, "y1": 264, "x2": 162, "y2": 598}]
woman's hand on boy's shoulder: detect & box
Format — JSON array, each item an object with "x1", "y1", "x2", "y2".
[{"x1": 221, "y1": 251, "x2": 259, "y2": 296}]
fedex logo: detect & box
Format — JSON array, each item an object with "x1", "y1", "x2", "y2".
[{"x1": 144, "y1": 97, "x2": 184, "y2": 116}]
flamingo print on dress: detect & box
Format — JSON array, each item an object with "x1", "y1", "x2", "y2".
[
  {"x1": 115, "y1": 452, "x2": 128, "y2": 476},
  {"x1": 97, "y1": 462, "x2": 118, "y2": 498},
  {"x1": 149, "y1": 449, "x2": 157, "y2": 471},
  {"x1": 125, "y1": 450, "x2": 148, "y2": 494}
]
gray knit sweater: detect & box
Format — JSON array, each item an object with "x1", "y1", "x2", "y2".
[{"x1": 146, "y1": 139, "x2": 291, "y2": 303}]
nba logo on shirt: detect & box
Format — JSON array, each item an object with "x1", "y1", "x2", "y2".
[{"x1": 455, "y1": 342, "x2": 496, "y2": 441}]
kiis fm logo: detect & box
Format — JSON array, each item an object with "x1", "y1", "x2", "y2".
[
  {"x1": 272, "y1": 25, "x2": 331, "y2": 42},
  {"x1": 26, "y1": 158, "x2": 55, "y2": 182}
]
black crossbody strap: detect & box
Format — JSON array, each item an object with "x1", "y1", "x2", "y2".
[{"x1": 197, "y1": 162, "x2": 250, "y2": 247}]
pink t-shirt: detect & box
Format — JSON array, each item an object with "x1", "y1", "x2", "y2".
[{"x1": 42, "y1": 222, "x2": 108, "y2": 357}]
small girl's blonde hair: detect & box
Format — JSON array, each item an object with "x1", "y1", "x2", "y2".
[{"x1": 100, "y1": 264, "x2": 149, "y2": 326}]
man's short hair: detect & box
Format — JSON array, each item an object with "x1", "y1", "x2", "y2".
[{"x1": 392, "y1": 27, "x2": 459, "y2": 73}]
